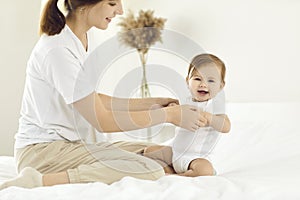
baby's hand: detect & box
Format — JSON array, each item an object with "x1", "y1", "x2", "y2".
[{"x1": 201, "y1": 111, "x2": 212, "y2": 127}]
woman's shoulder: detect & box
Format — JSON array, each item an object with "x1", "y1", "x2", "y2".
[
  {"x1": 28, "y1": 27, "x2": 83, "y2": 70},
  {"x1": 36, "y1": 28, "x2": 74, "y2": 52}
]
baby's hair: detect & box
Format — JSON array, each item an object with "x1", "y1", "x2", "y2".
[{"x1": 187, "y1": 53, "x2": 226, "y2": 85}]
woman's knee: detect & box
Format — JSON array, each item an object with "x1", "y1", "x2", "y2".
[
  {"x1": 143, "y1": 145, "x2": 173, "y2": 165},
  {"x1": 143, "y1": 145, "x2": 165, "y2": 154},
  {"x1": 136, "y1": 157, "x2": 165, "y2": 180},
  {"x1": 150, "y1": 167, "x2": 165, "y2": 180}
]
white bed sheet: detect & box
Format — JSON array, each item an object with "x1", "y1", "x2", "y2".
[{"x1": 1, "y1": 102, "x2": 300, "y2": 200}]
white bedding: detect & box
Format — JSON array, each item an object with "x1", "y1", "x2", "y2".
[{"x1": 1, "y1": 102, "x2": 300, "y2": 200}]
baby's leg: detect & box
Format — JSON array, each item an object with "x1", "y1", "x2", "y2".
[
  {"x1": 178, "y1": 158, "x2": 214, "y2": 177},
  {"x1": 143, "y1": 145, "x2": 175, "y2": 174}
]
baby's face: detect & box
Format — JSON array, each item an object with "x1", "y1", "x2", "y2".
[{"x1": 187, "y1": 63, "x2": 223, "y2": 102}]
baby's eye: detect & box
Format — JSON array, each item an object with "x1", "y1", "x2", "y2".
[
  {"x1": 109, "y1": 2, "x2": 116, "y2": 6},
  {"x1": 208, "y1": 80, "x2": 215, "y2": 83},
  {"x1": 194, "y1": 78, "x2": 201, "y2": 81}
]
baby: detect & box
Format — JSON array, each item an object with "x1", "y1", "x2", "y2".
[{"x1": 144, "y1": 53, "x2": 231, "y2": 176}]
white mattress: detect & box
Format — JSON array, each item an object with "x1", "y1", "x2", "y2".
[{"x1": 1, "y1": 102, "x2": 300, "y2": 200}]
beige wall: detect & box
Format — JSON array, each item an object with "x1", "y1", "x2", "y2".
[{"x1": 0, "y1": 1, "x2": 40, "y2": 155}]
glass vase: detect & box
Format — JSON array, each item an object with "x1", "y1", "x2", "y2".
[
  {"x1": 138, "y1": 51, "x2": 152, "y2": 141},
  {"x1": 139, "y1": 51, "x2": 151, "y2": 98}
]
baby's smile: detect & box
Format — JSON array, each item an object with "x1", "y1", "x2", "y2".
[{"x1": 197, "y1": 90, "x2": 209, "y2": 96}]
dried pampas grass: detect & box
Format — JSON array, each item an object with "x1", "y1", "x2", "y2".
[{"x1": 118, "y1": 10, "x2": 167, "y2": 54}]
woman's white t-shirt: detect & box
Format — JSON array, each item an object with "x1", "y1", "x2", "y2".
[{"x1": 15, "y1": 25, "x2": 103, "y2": 149}]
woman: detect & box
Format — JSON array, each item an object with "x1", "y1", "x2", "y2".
[{"x1": 0, "y1": 0, "x2": 204, "y2": 189}]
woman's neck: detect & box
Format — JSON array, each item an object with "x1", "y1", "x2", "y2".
[{"x1": 66, "y1": 14, "x2": 90, "y2": 51}]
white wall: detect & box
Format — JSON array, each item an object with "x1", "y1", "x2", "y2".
[
  {"x1": 0, "y1": 1, "x2": 41, "y2": 155},
  {"x1": 98, "y1": 0, "x2": 300, "y2": 102},
  {"x1": 0, "y1": 0, "x2": 299, "y2": 155}
]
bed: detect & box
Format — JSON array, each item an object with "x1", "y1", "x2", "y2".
[{"x1": 1, "y1": 102, "x2": 300, "y2": 200}]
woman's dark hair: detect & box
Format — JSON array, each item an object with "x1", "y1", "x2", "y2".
[{"x1": 40, "y1": 0, "x2": 102, "y2": 36}]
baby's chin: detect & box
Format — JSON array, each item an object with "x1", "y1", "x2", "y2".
[
  {"x1": 192, "y1": 97, "x2": 209, "y2": 102},
  {"x1": 192, "y1": 93, "x2": 219, "y2": 102}
]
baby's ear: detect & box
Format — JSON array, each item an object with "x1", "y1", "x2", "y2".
[
  {"x1": 220, "y1": 81, "x2": 225, "y2": 89},
  {"x1": 186, "y1": 77, "x2": 190, "y2": 86}
]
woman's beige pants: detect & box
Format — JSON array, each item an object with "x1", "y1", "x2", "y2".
[{"x1": 15, "y1": 140, "x2": 164, "y2": 184}]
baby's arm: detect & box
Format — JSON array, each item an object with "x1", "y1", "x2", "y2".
[{"x1": 204, "y1": 112, "x2": 231, "y2": 133}]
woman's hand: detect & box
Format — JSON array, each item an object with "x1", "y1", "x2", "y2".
[
  {"x1": 167, "y1": 102, "x2": 178, "y2": 107},
  {"x1": 165, "y1": 104, "x2": 208, "y2": 132}
]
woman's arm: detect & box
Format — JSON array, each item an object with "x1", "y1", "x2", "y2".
[
  {"x1": 98, "y1": 93, "x2": 178, "y2": 111},
  {"x1": 73, "y1": 92, "x2": 202, "y2": 133},
  {"x1": 204, "y1": 112, "x2": 231, "y2": 133}
]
